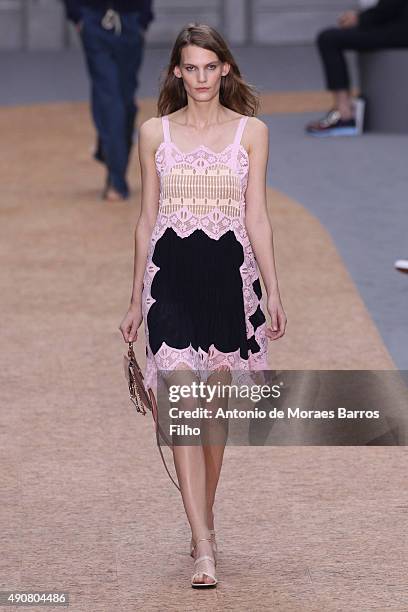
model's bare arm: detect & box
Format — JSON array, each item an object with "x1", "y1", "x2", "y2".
[
  {"x1": 244, "y1": 118, "x2": 287, "y2": 339},
  {"x1": 119, "y1": 118, "x2": 160, "y2": 342},
  {"x1": 129, "y1": 118, "x2": 160, "y2": 306}
]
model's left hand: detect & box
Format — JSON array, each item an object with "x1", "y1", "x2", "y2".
[{"x1": 266, "y1": 294, "x2": 287, "y2": 340}]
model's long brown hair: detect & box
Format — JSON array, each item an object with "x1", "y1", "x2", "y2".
[{"x1": 157, "y1": 23, "x2": 260, "y2": 117}]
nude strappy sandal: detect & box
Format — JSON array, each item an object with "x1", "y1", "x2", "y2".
[
  {"x1": 190, "y1": 529, "x2": 217, "y2": 565},
  {"x1": 191, "y1": 537, "x2": 218, "y2": 588}
]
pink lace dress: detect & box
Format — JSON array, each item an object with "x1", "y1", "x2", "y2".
[{"x1": 142, "y1": 114, "x2": 269, "y2": 393}]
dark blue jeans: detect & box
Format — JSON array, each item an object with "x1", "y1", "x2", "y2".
[{"x1": 80, "y1": 7, "x2": 145, "y2": 197}]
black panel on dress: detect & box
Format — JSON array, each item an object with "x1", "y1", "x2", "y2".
[
  {"x1": 247, "y1": 283, "x2": 266, "y2": 355},
  {"x1": 247, "y1": 334, "x2": 260, "y2": 354},
  {"x1": 252, "y1": 277, "x2": 262, "y2": 300},
  {"x1": 249, "y1": 304, "x2": 266, "y2": 332},
  {"x1": 147, "y1": 228, "x2": 249, "y2": 360}
]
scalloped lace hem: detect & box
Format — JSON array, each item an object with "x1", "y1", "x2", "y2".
[{"x1": 144, "y1": 337, "x2": 269, "y2": 395}]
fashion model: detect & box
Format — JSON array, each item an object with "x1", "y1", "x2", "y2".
[{"x1": 119, "y1": 23, "x2": 286, "y2": 588}]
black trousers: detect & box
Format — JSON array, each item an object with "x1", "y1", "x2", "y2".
[{"x1": 317, "y1": 24, "x2": 408, "y2": 90}]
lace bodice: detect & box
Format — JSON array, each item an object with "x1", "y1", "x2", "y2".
[{"x1": 153, "y1": 114, "x2": 250, "y2": 240}]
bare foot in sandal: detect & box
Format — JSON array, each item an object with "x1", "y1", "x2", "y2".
[{"x1": 191, "y1": 537, "x2": 217, "y2": 587}]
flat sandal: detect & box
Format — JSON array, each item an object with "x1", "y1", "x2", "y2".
[{"x1": 191, "y1": 537, "x2": 217, "y2": 588}]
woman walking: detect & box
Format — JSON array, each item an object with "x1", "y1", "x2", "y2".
[
  {"x1": 120, "y1": 23, "x2": 286, "y2": 587},
  {"x1": 63, "y1": 0, "x2": 154, "y2": 200}
]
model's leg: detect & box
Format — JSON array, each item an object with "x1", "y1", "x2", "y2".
[
  {"x1": 201, "y1": 365, "x2": 231, "y2": 531},
  {"x1": 164, "y1": 365, "x2": 216, "y2": 584}
]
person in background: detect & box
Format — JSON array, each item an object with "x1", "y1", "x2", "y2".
[
  {"x1": 306, "y1": 0, "x2": 408, "y2": 136},
  {"x1": 63, "y1": 1, "x2": 154, "y2": 201}
]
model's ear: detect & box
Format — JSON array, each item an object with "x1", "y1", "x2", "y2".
[
  {"x1": 173, "y1": 66, "x2": 182, "y2": 79},
  {"x1": 221, "y1": 62, "x2": 231, "y2": 78}
]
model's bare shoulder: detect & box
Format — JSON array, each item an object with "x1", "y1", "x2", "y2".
[
  {"x1": 246, "y1": 116, "x2": 269, "y2": 139},
  {"x1": 245, "y1": 116, "x2": 269, "y2": 155},
  {"x1": 138, "y1": 116, "x2": 164, "y2": 157}
]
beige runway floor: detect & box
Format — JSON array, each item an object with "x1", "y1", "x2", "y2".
[{"x1": 1, "y1": 99, "x2": 407, "y2": 611}]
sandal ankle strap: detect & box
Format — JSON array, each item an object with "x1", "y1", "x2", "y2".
[
  {"x1": 191, "y1": 536, "x2": 212, "y2": 555},
  {"x1": 193, "y1": 536, "x2": 212, "y2": 545}
]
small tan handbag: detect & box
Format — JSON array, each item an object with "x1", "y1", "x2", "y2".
[{"x1": 123, "y1": 341, "x2": 180, "y2": 491}]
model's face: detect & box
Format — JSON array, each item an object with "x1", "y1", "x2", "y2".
[{"x1": 174, "y1": 45, "x2": 230, "y2": 101}]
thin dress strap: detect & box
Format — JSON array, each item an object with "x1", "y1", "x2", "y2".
[
  {"x1": 162, "y1": 115, "x2": 171, "y2": 144},
  {"x1": 232, "y1": 115, "x2": 249, "y2": 166}
]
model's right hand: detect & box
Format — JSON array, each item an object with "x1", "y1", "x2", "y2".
[
  {"x1": 119, "y1": 303, "x2": 143, "y2": 342},
  {"x1": 338, "y1": 10, "x2": 359, "y2": 28},
  {"x1": 76, "y1": 21, "x2": 83, "y2": 33}
]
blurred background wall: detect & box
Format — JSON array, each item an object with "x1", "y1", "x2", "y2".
[{"x1": 0, "y1": 0, "x2": 361, "y2": 50}]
